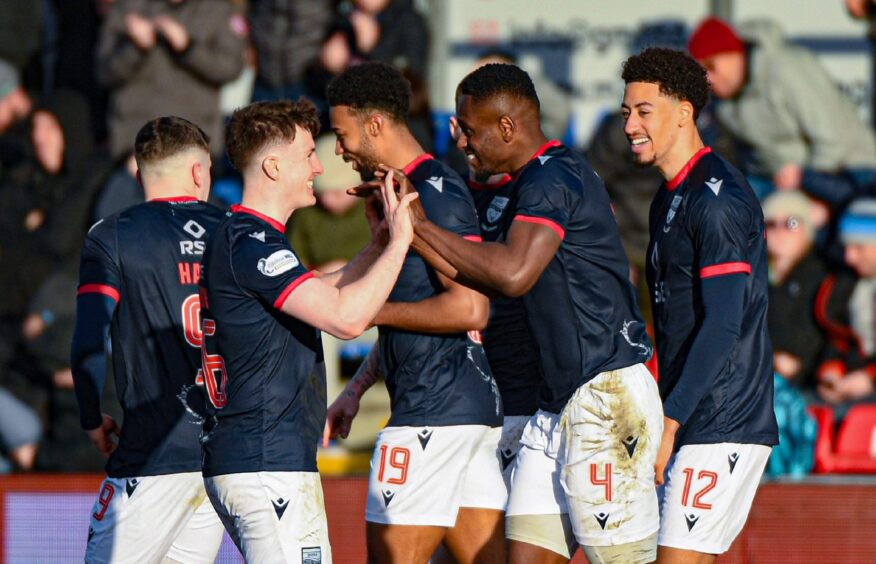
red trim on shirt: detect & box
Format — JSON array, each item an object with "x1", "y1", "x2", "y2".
[
  {"x1": 273, "y1": 271, "x2": 315, "y2": 309},
  {"x1": 231, "y1": 204, "x2": 285, "y2": 233},
  {"x1": 513, "y1": 215, "x2": 565, "y2": 239},
  {"x1": 699, "y1": 261, "x2": 751, "y2": 279},
  {"x1": 463, "y1": 235, "x2": 483, "y2": 242},
  {"x1": 666, "y1": 146, "x2": 712, "y2": 191},
  {"x1": 402, "y1": 154, "x2": 435, "y2": 176},
  {"x1": 530, "y1": 139, "x2": 562, "y2": 161},
  {"x1": 467, "y1": 174, "x2": 512, "y2": 191},
  {"x1": 78, "y1": 284, "x2": 120, "y2": 302},
  {"x1": 149, "y1": 196, "x2": 199, "y2": 203}
]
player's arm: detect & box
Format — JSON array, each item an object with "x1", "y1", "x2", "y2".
[
  {"x1": 281, "y1": 173, "x2": 417, "y2": 340},
  {"x1": 323, "y1": 345, "x2": 382, "y2": 446},
  {"x1": 70, "y1": 228, "x2": 122, "y2": 457},
  {"x1": 374, "y1": 270, "x2": 489, "y2": 333},
  {"x1": 316, "y1": 194, "x2": 387, "y2": 289},
  {"x1": 654, "y1": 193, "x2": 751, "y2": 484},
  {"x1": 414, "y1": 218, "x2": 560, "y2": 298},
  {"x1": 375, "y1": 164, "x2": 562, "y2": 297}
]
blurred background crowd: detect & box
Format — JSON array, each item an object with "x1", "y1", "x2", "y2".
[{"x1": 0, "y1": 0, "x2": 875, "y2": 478}]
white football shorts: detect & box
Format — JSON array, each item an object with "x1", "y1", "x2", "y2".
[
  {"x1": 85, "y1": 471, "x2": 223, "y2": 564},
  {"x1": 204, "y1": 471, "x2": 332, "y2": 564},
  {"x1": 658, "y1": 442, "x2": 771, "y2": 554},
  {"x1": 507, "y1": 363, "x2": 664, "y2": 548},
  {"x1": 365, "y1": 424, "x2": 505, "y2": 527}
]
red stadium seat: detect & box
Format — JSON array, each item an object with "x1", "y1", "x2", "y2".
[
  {"x1": 809, "y1": 405, "x2": 836, "y2": 474},
  {"x1": 836, "y1": 405, "x2": 876, "y2": 457},
  {"x1": 810, "y1": 404, "x2": 876, "y2": 474}
]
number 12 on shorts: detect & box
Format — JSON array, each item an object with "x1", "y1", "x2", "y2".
[{"x1": 681, "y1": 468, "x2": 718, "y2": 510}]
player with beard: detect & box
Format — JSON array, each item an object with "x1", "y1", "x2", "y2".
[
  {"x1": 388, "y1": 63, "x2": 663, "y2": 564},
  {"x1": 71, "y1": 116, "x2": 225, "y2": 563},
  {"x1": 621, "y1": 48, "x2": 777, "y2": 563},
  {"x1": 322, "y1": 62, "x2": 506, "y2": 564}
]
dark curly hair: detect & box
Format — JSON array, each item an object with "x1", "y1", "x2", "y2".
[
  {"x1": 457, "y1": 63, "x2": 539, "y2": 109},
  {"x1": 226, "y1": 100, "x2": 320, "y2": 172},
  {"x1": 326, "y1": 62, "x2": 411, "y2": 122},
  {"x1": 621, "y1": 48, "x2": 710, "y2": 118}
]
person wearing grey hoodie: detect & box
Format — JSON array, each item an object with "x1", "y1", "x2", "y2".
[{"x1": 689, "y1": 17, "x2": 876, "y2": 204}]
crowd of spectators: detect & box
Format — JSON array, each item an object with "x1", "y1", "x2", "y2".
[{"x1": 0, "y1": 1, "x2": 874, "y2": 476}]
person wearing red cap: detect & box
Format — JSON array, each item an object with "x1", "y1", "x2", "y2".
[{"x1": 688, "y1": 17, "x2": 876, "y2": 202}]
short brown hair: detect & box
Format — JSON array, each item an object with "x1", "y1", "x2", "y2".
[
  {"x1": 134, "y1": 116, "x2": 210, "y2": 168},
  {"x1": 225, "y1": 100, "x2": 320, "y2": 172}
]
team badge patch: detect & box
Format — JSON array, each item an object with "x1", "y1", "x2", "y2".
[
  {"x1": 486, "y1": 196, "x2": 509, "y2": 224},
  {"x1": 663, "y1": 193, "x2": 683, "y2": 232},
  {"x1": 257, "y1": 250, "x2": 299, "y2": 276},
  {"x1": 301, "y1": 546, "x2": 322, "y2": 564}
]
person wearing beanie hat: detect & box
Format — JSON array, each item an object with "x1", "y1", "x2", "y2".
[
  {"x1": 288, "y1": 133, "x2": 371, "y2": 273},
  {"x1": 688, "y1": 16, "x2": 876, "y2": 197},
  {"x1": 762, "y1": 191, "x2": 828, "y2": 388},
  {"x1": 810, "y1": 198, "x2": 876, "y2": 408}
]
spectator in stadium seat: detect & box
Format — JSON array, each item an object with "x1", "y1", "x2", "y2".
[
  {"x1": 689, "y1": 17, "x2": 876, "y2": 204},
  {"x1": 288, "y1": 133, "x2": 370, "y2": 273},
  {"x1": 97, "y1": 0, "x2": 246, "y2": 159},
  {"x1": 814, "y1": 198, "x2": 876, "y2": 410},
  {"x1": 764, "y1": 191, "x2": 829, "y2": 389}
]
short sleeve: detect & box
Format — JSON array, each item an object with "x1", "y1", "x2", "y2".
[
  {"x1": 416, "y1": 175, "x2": 482, "y2": 240},
  {"x1": 77, "y1": 219, "x2": 121, "y2": 302},
  {"x1": 512, "y1": 164, "x2": 577, "y2": 240},
  {"x1": 232, "y1": 233, "x2": 314, "y2": 310},
  {"x1": 687, "y1": 189, "x2": 753, "y2": 279}
]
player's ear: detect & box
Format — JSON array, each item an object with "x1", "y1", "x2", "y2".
[
  {"x1": 367, "y1": 113, "x2": 382, "y2": 137},
  {"x1": 499, "y1": 114, "x2": 515, "y2": 142},
  {"x1": 678, "y1": 100, "x2": 694, "y2": 127},
  {"x1": 261, "y1": 154, "x2": 280, "y2": 181}
]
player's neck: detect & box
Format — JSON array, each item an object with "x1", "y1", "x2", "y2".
[
  {"x1": 658, "y1": 129, "x2": 705, "y2": 182},
  {"x1": 379, "y1": 128, "x2": 424, "y2": 171},
  {"x1": 144, "y1": 183, "x2": 199, "y2": 202},
  {"x1": 240, "y1": 190, "x2": 291, "y2": 228},
  {"x1": 508, "y1": 132, "x2": 550, "y2": 173}
]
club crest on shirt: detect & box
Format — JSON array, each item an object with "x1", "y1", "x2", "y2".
[
  {"x1": 663, "y1": 193, "x2": 683, "y2": 233},
  {"x1": 257, "y1": 250, "x2": 299, "y2": 277},
  {"x1": 486, "y1": 196, "x2": 509, "y2": 224}
]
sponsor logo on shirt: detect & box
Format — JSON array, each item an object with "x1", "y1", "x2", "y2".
[{"x1": 257, "y1": 250, "x2": 299, "y2": 277}]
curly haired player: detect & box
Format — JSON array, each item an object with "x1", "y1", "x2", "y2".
[{"x1": 621, "y1": 48, "x2": 778, "y2": 563}]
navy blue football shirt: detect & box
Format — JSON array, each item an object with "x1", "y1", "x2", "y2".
[
  {"x1": 646, "y1": 147, "x2": 778, "y2": 447},
  {"x1": 379, "y1": 155, "x2": 502, "y2": 428},
  {"x1": 199, "y1": 205, "x2": 325, "y2": 477},
  {"x1": 469, "y1": 175, "x2": 540, "y2": 417},
  {"x1": 72, "y1": 197, "x2": 224, "y2": 478},
  {"x1": 506, "y1": 140, "x2": 652, "y2": 414}
]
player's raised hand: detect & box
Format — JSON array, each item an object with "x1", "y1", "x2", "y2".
[
  {"x1": 365, "y1": 193, "x2": 389, "y2": 246},
  {"x1": 322, "y1": 390, "x2": 362, "y2": 447},
  {"x1": 381, "y1": 170, "x2": 418, "y2": 247},
  {"x1": 377, "y1": 164, "x2": 427, "y2": 229},
  {"x1": 87, "y1": 414, "x2": 121, "y2": 458}
]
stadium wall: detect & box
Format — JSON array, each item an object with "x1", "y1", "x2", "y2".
[{"x1": 1, "y1": 475, "x2": 875, "y2": 563}]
